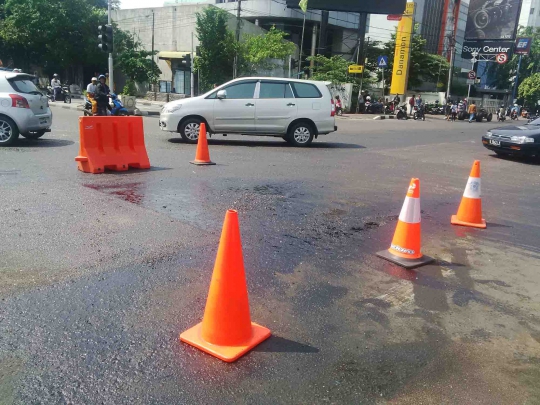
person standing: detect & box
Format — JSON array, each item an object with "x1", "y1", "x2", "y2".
[
  {"x1": 451, "y1": 102, "x2": 458, "y2": 122},
  {"x1": 95, "y1": 75, "x2": 109, "y2": 116},
  {"x1": 409, "y1": 94, "x2": 415, "y2": 116},
  {"x1": 51, "y1": 74, "x2": 61, "y2": 102},
  {"x1": 468, "y1": 101, "x2": 477, "y2": 123},
  {"x1": 86, "y1": 77, "x2": 98, "y2": 115},
  {"x1": 415, "y1": 94, "x2": 422, "y2": 107}
]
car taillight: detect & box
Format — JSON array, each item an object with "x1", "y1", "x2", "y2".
[
  {"x1": 10, "y1": 94, "x2": 30, "y2": 109},
  {"x1": 331, "y1": 98, "x2": 335, "y2": 117}
]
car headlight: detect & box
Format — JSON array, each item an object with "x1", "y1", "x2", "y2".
[
  {"x1": 162, "y1": 104, "x2": 182, "y2": 114},
  {"x1": 510, "y1": 135, "x2": 535, "y2": 144},
  {"x1": 485, "y1": 131, "x2": 492, "y2": 138}
]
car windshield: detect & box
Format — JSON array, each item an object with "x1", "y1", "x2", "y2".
[
  {"x1": 528, "y1": 117, "x2": 540, "y2": 125},
  {"x1": 9, "y1": 77, "x2": 42, "y2": 95}
]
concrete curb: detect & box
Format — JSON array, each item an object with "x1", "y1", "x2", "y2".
[{"x1": 373, "y1": 115, "x2": 396, "y2": 120}]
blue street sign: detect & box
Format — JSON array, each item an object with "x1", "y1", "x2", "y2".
[{"x1": 378, "y1": 55, "x2": 389, "y2": 68}]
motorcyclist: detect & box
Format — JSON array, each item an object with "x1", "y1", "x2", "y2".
[
  {"x1": 86, "y1": 77, "x2": 98, "y2": 115},
  {"x1": 51, "y1": 74, "x2": 61, "y2": 102},
  {"x1": 498, "y1": 104, "x2": 506, "y2": 120},
  {"x1": 511, "y1": 103, "x2": 519, "y2": 119},
  {"x1": 95, "y1": 75, "x2": 109, "y2": 116}
]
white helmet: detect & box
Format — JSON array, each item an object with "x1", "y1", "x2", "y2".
[{"x1": 91, "y1": 77, "x2": 97, "y2": 82}]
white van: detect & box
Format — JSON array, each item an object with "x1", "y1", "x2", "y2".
[{"x1": 159, "y1": 77, "x2": 337, "y2": 146}]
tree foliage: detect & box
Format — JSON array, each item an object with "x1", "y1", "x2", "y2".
[
  {"x1": 518, "y1": 73, "x2": 540, "y2": 106},
  {"x1": 113, "y1": 29, "x2": 161, "y2": 93},
  {"x1": 194, "y1": 7, "x2": 235, "y2": 92},
  {"x1": 0, "y1": 0, "x2": 106, "y2": 72},
  {"x1": 307, "y1": 55, "x2": 354, "y2": 84},
  {"x1": 238, "y1": 27, "x2": 296, "y2": 75}
]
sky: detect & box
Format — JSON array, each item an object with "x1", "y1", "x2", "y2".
[{"x1": 120, "y1": 0, "x2": 160, "y2": 9}]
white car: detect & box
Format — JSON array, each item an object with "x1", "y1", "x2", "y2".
[
  {"x1": 159, "y1": 77, "x2": 337, "y2": 146},
  {"x1": 0, "y1": 71, "x2": 52, "y2": 146}
]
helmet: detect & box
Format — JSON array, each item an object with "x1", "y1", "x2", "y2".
[
  {"x1": 13, "y1": 68, "x2": 21, "y2": 73},
  {"x1": 91, "y1": 77, "x2": 97, "y2": 81},
  {"x1": 514, "y1": 103, "x2": 518, "y2": 106},
  {"x1": 53, "y1": 73, "x2": 58, "y2": 77},
  {"x1": 98, "y1": 74, "x2": 106, "y2": 79}
]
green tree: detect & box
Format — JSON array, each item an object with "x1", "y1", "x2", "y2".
[
  {"x1": 518, "y1": 73, "x2": 540, "y2": 106},
  {"x1": 307, "y1": 55, "x2": 354, "y2": 84},
  {"x1": 238, "y1": 26, "x2": 296, "y2": 75},
  {"x1": 0, "y1": 0, "x2": 106, "y2": 72},
  {"x1": 113, "y1": 30, "x2": 161, "y2": 95},
  {"x1": 194, "y1": 7, "x2": 235, "y2": 92}
]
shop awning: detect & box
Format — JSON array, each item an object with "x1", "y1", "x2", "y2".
[{"x1": 158, "y1": 51, "x2": 195, "y2": 60}]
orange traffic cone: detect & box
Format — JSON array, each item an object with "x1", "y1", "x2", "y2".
[
  {"x1": 190, "y1": 123, "x2": 215, "y2": 165},
  {"x1": 451, "y1": 160, "x2": 486, "y2": 228},
  {"x1": 376, "y1": 178, "x2": 434, "y2": 269},
  {"x1": 180, "y1": 209, "x2": 271, "y2": 362}
]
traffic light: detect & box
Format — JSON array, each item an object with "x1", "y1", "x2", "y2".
[
  {"x1": 98, "y1": 25, "x2": 113, "y2": 53},
  {"x1": 182, "y1": 54, "x2": 191, "y2": 68}
]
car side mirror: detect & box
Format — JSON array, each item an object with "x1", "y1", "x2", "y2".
[{"x1": 217, "y1": 90, "x2": 227, "y2": 100}]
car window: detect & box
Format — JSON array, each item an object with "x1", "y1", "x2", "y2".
[
  {"x1": 9, "y1": 78, "x2": 42, "y2": 94},
  {"x1": 259, "y1": 82, "x2": 294, "y2": 99},
  {"x1": 222, "y1": 82, "x2": 256, "y2": 99},
  {"x1": 291, "y1": 82, "x2": 322, "y2": 98}
]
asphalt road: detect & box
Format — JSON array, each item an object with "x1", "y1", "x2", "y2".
[{"x1": 1, "y1": 110, "x2": 539, "y2": 404}]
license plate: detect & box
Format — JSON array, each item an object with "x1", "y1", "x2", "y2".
[{"x1": 490, "y1": 139, "x2": 500, "y2": 146}]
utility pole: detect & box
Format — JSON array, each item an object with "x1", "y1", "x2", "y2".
[
  {"x1": 512, "y1": 54, "x2": 523, "y2": 103},
  {"x1": 356, "y1": 37, "x2": 369, "y2": 113},
  {"x1": 191, "y1": 31, "x2": 195, "y2": 97},
  {"x1": 233, "y1": 0, "x2": 242, "y2": 78},
  {"x1": 151, "y1": 10, "x2": 155, "y2": 91},
  {"x1": 309, "y1": 24, "x2": 317, "y2": 77},
  {"x1": 445, "y1": 6, "x2": 457, "y2": 101},
  {"x1": 108, "y1": 0, "x2": 114, "y2": 92}
]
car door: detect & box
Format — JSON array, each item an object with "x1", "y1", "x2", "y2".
[
  {"x1": 213, "y1": 80, "x2": 256, "y2": 133},
  {"x1": 255, "y1": 81, "x2": 297, "y2": 134}
]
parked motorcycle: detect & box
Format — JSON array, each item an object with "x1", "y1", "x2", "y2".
[
  {"x1": 413, "y1": 104, "x2": 426, "y2": 121},
  {"x1": 510, "y1": 110, "x2": 518, "y2": 120},
  {"x1": 83, "y1": 93, "x2": 129, "y2": 116},
  {"x1": 497, "y1": 111, "x2": 506, "y2": 122},
  {"x1": 395, "y1": 104, "x2": 408, "y2": 120},
  {"x1": 47, "y1": 85, "x2": 71, "y2": 103}
]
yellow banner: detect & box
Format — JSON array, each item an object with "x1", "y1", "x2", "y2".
[{"x1": 390, "y1": 2, "x2": 415, "y2": 95}]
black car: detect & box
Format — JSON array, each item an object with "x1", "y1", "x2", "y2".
[{"x1": 482, "y1": 119, "x2": 540, "y2": 158}]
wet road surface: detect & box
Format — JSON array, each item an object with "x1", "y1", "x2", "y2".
[{"x1": 1, "y1": 110, "x2": 540, "y2": 404}]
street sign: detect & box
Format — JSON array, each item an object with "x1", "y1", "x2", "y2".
[
  {"x1": 377, "y1": 56, "x2": 389, "y2": 68},
  {"x1": 496, "y1": 53, "x2": 508, "y2": 64},
  {"x1": 468, "y1": 70, "x2": 476, "y2": 80},
  {"x1": 466, "y1": 79, "x2": 475, "y2": 85},
  {"x1": 348, "y1": 64, "x2": 364, "y2": 74},
  {"x1": 515, "y1": 37, "x2": 533, "y2": 55},
  {"x1": 387, "y1": 14, "x2": 402, "y2": 21}
]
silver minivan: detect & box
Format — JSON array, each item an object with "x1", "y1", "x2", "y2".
[
  {"x1": 0, "y1": 72, "x2": 52, "y2": 146},
  {"x1": 159, "y1": 77, "x2": 337, "y2": 146}
]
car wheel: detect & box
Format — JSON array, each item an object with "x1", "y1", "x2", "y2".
[
  {"x1": 180, "y1": 118, "x2": 204, "y2": 144},
  {"x1": 487, "y1": 113, "x2": 493, "y2": 122},
  {"x1": 22, "y1": 130, "x2": 47, "y2": 140},
  {"x1": 0, "y1": 116, "x2": 19, "y2": 146},
  {"x1": 287, "y1": 122, "x2": 314, "y2": 147}
]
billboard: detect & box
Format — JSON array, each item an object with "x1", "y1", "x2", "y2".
[
  {"x1": 465, "y1": 0, "x2": 523, "y2": 40},
  {"x1": 390, "y1": 3, "x2": 415, "y2": 95},
  {"x1": 285, "y1": 0, "x2": 407, "y2": 14}
]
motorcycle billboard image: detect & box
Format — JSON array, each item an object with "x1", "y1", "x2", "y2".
[{"x1": 465, "y1": 0, "x2": 523, "y2": 40}]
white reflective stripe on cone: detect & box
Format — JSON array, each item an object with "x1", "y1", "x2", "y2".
[
  {"x1": 398, "y1": 196, "x2": 421, "y2": 224},
  {"x1": 463, "y1": 177, "x2": 481, "y2": 199}
]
